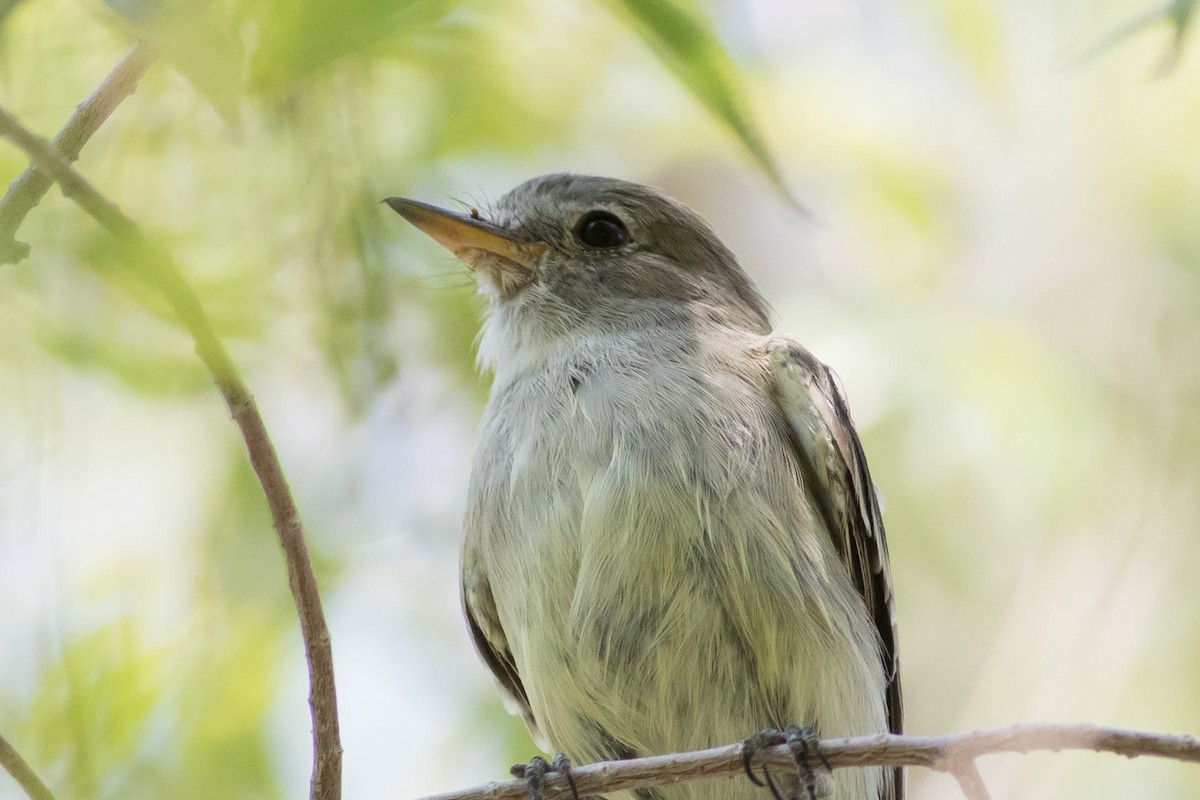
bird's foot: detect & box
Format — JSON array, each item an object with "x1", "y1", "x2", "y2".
[
  {"x1": 742, "y1": 725, "x2": 831, "y2": 800},
  {"x1": 511, "y1": 753, "x2": 579, "y2": 800}
]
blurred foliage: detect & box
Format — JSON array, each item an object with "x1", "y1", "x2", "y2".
[
  {"x1": 106, "y1": 0, "x2": 245, "y2": 123},
  {"x1": 929, "y1": 0, "x2": 1005, "y2": 93},
  {"x1": 613, "y1": 0, "x2": 797, "y2": 205},
  {"x1": 1070, "y1": 0, "x2": 1196, "y2": 74},
  {"x1": 0, "y1": 0, "x2": 791, "y2": 797},
  {"x1": 22, "y1": 622, "x2": 165, "y2": 798},
  {"x1": 2, "y1": 0, "x2": 1200, "y2": 799}
]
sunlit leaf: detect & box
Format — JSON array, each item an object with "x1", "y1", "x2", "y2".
[
  {"x1": 245, "y1": 0, "x2": 456, "y2": 93},
  {"x1": 1065, "y1": 0, "x2": 1196, "y2": 76},
  {"x1": 0, "y1": 0, "x2": 28, "y2": 31},
  {"x1": 36, "y1": 322, "x2": 212, "y2": 397},
  {"x1": 403, "y1": 21, "x2": 575, "y2": 158},
  {"x1": 610, "y1": 0, "x2": 801, "y2": 210},
  {"x1": 932, "y1": 0, "x2": 1004, "y2": 93},
  {"x1": 103, "y1": 0, "x2": 245, "y2": 123},
  {"x1": 23, "y1": 621, "x2": 167, "y2": 798},
  {"x1": 174, "y1": 616, "x2": 282, "y2": 799}
]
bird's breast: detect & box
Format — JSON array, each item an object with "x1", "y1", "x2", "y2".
[
  {"x1": 471, "y1": 341, "x2": 780, "y2": 546},
  {"x1": 464, "y1": 336, "x2": 821, "y2": 653},
  {"x1": 461, "y1": 336, "x2": 881, "y2": 776}
]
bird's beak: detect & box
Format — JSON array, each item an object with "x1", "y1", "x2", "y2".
[{"x1": 384, "y1": 197, "x2": 547, "y2": 293}]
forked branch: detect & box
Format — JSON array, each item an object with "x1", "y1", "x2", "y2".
[
  {"x1": 0, "y1": 42, "x2": 153, "y2": 264},
  {"x1": 0, "y1": 105, "x2": 342, "y2": 800}
]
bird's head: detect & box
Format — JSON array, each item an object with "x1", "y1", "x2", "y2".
[{"x1": 386, "y1": 174, "x2": 770, "y2": 368}]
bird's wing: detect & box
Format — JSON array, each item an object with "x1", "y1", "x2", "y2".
[
  {"x1": 767, "y1": 340, "x2": 904, "y2": 788},
  {"x1": 462, "y1": 574, "x2": 545, "y2": 746}
]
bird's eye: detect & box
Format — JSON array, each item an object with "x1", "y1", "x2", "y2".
[{"x1": 574, "y1": 211, "x2": 629, "y2": 248}]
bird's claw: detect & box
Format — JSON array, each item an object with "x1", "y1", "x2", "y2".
[
  {"x1": 742, "y1": 726, "x2": 829, "y2": 800},
  {"x1": 511, "y1": 753, "x2": 579, "y2": 800},
  {"x1": 783, "y1": 725, "x2": 828, "y2": 800}
]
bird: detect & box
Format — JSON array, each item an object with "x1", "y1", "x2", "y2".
[{"x1": 385, "y1": 174, "x2": 902, "y2": 800}]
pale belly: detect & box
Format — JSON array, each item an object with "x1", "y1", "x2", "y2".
[{"x1": 464, "y1": 350, "x2": 888, "y2": 800}]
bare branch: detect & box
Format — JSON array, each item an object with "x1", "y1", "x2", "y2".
[
  {"x1": 0, "y1": 733, "x2": 56, "y2": 800},
  {"x1": 0, "y1": 42, "x2": 153, "y2": 265},
  {"x1": 0, "y1": 105, "x2": 343, "y2": 800},
  {"x1": 946, "y1": 759, "x2": 991, "y2": 800},
  {"x1": 419, "y1": 724, "x2": 1200, "y2": 800}
]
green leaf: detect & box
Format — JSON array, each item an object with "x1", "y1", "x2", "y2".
[
  {"x1": 611, "y1": 0, "x2": 802, "y2": 210},
  {"x1": 35, "y1": 322, "x2": 212, "y2": 398},
  {"x1": 104, "y1": 0, "x2": 245, "y2": 123},
  {"x1": 244, "y1": 0, "x2": 455, "y2": 93},
  {"x1": 23, "y1": 621, "x2": 167, "y2": 798},
  {"x1": 1065, "y1": 0, "x2": 1197, "y2": 76}
]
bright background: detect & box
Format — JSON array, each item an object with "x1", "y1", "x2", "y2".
[{"x1": 2, "y1": 0, "x2": 1199, "y2": 798}]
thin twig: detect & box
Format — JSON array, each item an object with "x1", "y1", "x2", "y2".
[
  {"x1": 417, "y1": 723, "x2": 1200, "y2": 800},
  {"x1": 0, "y1": 105, "x2": 342, "y2": 800},
  {"x1": 946, "y1": 759, "x2": 991, "y2": 800},
  {"x1": 0, "y1": 733, "x2": 56, "y2": 800},
  {"x1": 0, "y1": 41, "x2": 153, "y2": 265}
]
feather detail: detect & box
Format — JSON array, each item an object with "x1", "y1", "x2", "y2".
[{"x1": 768, "y1": 339, "x2": 904, "y2": 800}]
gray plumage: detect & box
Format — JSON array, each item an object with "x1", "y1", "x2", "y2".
[{"x1": 390, "y1": 174, "x2": 902, "y2": 800}]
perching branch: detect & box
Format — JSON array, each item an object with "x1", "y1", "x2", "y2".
[
  {"x1": 420, "y1": 724, "x2": 1200, "y2": 800},
  {"x1": 0, "y1": 106, "x2": 343, "y2": 800},
  {"x1": 0, "y1": 733, "x2": 56, "y2": 800},
  {"x1": 0, "y1": 42, "x2": 153, "y2": 265}
]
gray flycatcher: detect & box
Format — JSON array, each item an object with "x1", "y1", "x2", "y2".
[{"x1": 385, "y1": 174, "x2": 903, "y2": 800}]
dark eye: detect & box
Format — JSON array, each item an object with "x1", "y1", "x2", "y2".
[{"x1": 574, "y1": 211, "x2": 629, "y2": 248}]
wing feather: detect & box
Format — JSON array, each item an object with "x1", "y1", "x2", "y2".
[
  {"x1": 462, "y1": 576, "x2": 544, "y2": 746},
  {"x1": 768, "y1": 340, "x2": 904, "y2": 799}
]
